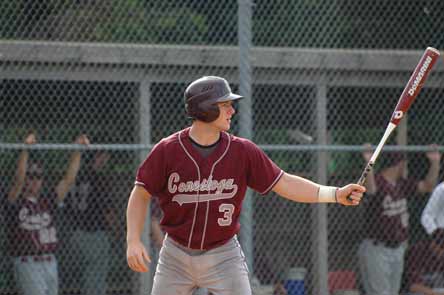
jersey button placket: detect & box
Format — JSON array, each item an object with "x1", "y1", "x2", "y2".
[{"x1": 199, "y1": 171, "x2": 213, "y2": 250}]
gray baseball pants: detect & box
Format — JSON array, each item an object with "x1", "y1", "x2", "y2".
[
  {"x1": 13, "y1": 254, "x2": 58, "y2": 295},
  {"x1": 151, "y1": 235, "x2": 251, "y2": 295},
  {"x1": 358, "y1": 239, "x2": 407, "y2": 295}
]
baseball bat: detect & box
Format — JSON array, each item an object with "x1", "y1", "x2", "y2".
[{"x1": 357, "y1": 47, "x2": 440, "y2": 187}]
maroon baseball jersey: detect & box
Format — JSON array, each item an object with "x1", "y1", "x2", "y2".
[
  {"x1": 136, "y1": 128, "x2": 283, "y2": 250},
  {"x1": 365, "y1": 174, "x2": 417, "y2": 243},
  {"x1": 4, "y1": 193, "x2": 58, "y2": 256},
  {"x1": 406, "y1": 240, "x2": 444, "y2": 288}
]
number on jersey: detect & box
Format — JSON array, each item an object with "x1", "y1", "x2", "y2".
[{"x1": 218, "y1": 203, "x2": 235, "y2": 226}]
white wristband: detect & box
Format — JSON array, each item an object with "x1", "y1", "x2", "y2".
[{"x1": 318, "y1": 186, "x2": 338, "y2": 203}]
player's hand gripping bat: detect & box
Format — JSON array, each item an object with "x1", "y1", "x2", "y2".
[{"x1": 356, "y1": 47, "x2": 440, "y2": 187}]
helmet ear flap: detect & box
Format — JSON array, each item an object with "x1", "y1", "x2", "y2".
[{"x1": 186, "y1": 95, "x2": 220, "y2": 122}]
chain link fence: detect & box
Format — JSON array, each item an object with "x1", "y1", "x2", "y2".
[{"x1": 1, "y1": 1, "x2": 444, "y2": 295}]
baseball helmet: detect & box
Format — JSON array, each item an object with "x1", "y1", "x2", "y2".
[{"x1": 184, "y1": 76, "x2": 243, "y2": 122}]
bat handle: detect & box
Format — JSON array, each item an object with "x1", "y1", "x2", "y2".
[
  {"x1": 347, "y1": 162, "x2": 373, "y2": 201},
  {"x1": 358, "y1": 162, "x2": 374, "y2": 186}
]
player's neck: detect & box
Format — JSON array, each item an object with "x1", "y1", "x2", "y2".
[
  {"x1": 381, "y1": 168, "x2": 401, "y2": 184},
  {"x1": 189, "y1": 122, "x2": 221, "y2": 146}
]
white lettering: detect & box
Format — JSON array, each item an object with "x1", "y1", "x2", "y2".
[
  {"x1": 382, "y1": 195, "x2": 409, "y2": 228},
  {"x1": 19, "y1": 209, "x2": 52, "y2": 231},
  {"x1": 218, "y1": 204, "x2": 235, "y2": 226},
  {"x1": 167, "y1": 172, "x2": 180, "y2": 193},
  {"x1": 200, "y1": 178, "x2": 209, "y2": 191},
  {"x1": 408, "y1": 56, "x2": 432, "y2": 96},
  {"x1": 168, "y1": 172, "x2": 238, "y2": 205}
]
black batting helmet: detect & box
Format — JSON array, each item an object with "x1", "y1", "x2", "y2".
[{"x1": 184, "y1": 76, "x2": 243, "y2": 122}]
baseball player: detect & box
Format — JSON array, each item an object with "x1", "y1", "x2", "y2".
[
  {"x1": 358, "y1": 147, "x2": 440, "y2": 295},
  {"x1": 126, "y1": 76, "x2": 365, "y2": 295},
  {"x1": 4, "y1": 132, "x2": 89, "y2": 295}
]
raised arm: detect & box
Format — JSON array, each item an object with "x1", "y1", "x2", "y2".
[
  {"x1": 418, "y1": 146, "x2": 441, "y2": 194},
  {"x1": 55, "y1": 134, "x2": 89, "y2": 202},
  {"x1": 126, "y1": 185, "x2": 152, "y2": 272},
  {"x1": 8, "y1": 133, "x2": 36, "y2": 202},
  {"x1": 272, "y1": 172, "x2": 365, "y2": 206}
]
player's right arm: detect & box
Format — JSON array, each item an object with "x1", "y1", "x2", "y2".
[
  {"x1": 8, "y1": 132, "x2": 36, "y2": 202},
  {"x1": 126, "y1": 185, "x2": 152, "y2": 272}
]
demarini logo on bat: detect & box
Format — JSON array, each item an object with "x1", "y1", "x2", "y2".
[{"x1": 408, "y1": 55, "x2": 432, "y2": 96}]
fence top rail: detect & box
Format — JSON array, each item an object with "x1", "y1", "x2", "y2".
[
  {"x1": 1, "y1": 40, "x2": 442, "y2": 72},
  {"x1": 0, "y1": 143, "x2": 442, "y2": 152}
]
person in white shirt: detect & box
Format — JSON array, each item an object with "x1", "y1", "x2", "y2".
[{"x1": 421, "y1": 182, "x2": 444, "y2": 235}]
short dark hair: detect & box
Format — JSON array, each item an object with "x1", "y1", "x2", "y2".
[{"x1": 379, "y1": 151, "x2": 406, "y2": 169}]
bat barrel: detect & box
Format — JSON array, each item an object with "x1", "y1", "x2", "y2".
[
  {"x1": 426, "y1": 47, "x2": 440, "y2": 55},
  {"x1": 353, "y1": 47, "x2": 440, "y2": 203},
  {"x1": 390, "y1": 47, "x2": 440, "y2": 126}
]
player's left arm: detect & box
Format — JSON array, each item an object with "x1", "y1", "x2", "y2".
[
  {"x1": 417, "y1": 146, "x2": 441, "y2": 194},
  {"x1": 272, "y1": 172, "x2": 365, "y2": 206},
  {"x1": 55, "y1": 134, "x2": 90, "y2": 202}
]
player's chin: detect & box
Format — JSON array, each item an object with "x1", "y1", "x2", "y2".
[{"x1": 220, "y1": 123, "x2": 231, "y2": 131}]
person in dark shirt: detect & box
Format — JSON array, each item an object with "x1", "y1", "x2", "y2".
[
  {"x1": 4, "y1": 132, "x2": 89, "y2": 295},
  {"x1": 67, "y1": 151, "x2": 116, "y2": 295},
  {"x1": 406, "y1": 228, "x2": 444, "y2": 295},
  {"x1": 66, "y1": 150, "x2": 115, "y2": 295},
  {"x1": 357, "y1": 146, "x2": 441, "y2": 295}
]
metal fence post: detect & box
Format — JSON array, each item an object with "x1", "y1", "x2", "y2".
[
  {"x1": 312, "y1": 83, "x2": 329, "y2": 295},
  {"x1": 134, "y1": 78, "x2": 152, "y2": 295},
  {"x1": 238, "y1": 0, "x2": 254, "y2": 274}
]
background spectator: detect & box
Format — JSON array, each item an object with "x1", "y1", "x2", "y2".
[
  {"x1": 357, "y1": 147, "x2": 441, "y2": 295},
  {"x1": 422, "y1": 181, "x2": 444, "y2": 237},
  {"x1": 65, "y1": 150, "x2": 115, "y2": 295},
  {"x1": 3, "y1": 132, "x2": 89, "y2": 295},
  {"x1": 405, "y1": 228, "x2": 444, "y2": 294}
]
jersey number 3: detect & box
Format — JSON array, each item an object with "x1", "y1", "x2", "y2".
[{"x1": 218, "y1": 204, "x2": 235, "y2": 226}]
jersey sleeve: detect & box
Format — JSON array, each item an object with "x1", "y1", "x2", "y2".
[
  {"x1": 135, "y1": 141, "x2": 167, "y2": 195},
  {"x1": 244, "y1": 140, "x2": 283, "y2": 195}
]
